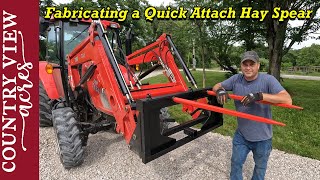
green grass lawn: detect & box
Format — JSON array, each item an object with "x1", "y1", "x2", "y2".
[{"x1": 146, "y1": 71, "x2": 320, "y2": 160}]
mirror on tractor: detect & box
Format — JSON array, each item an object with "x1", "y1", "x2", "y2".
[
  {"x1": 125, "y1": 27, "x2": 140, "y2": 71},
  {"x1": 39, "y1": 16, "x2": 50, "y2": 37},
  {"x1": 68, "y1": 19, "x2": 81, "y2": 31},
  {"x1": 125, "y1": 27, "x2": 134, "y2": 56},
  {"x1": 53, "y1": 21, "x2": 62, "y2": 63},
  {"x1": 69, "y1": 18, "x2": 79, "y2": 24}
]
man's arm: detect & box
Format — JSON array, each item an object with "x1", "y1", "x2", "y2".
[
  {"x1": 262, "y1": 90, "x2": 292, "y2": 105},
  {"x1": 212, "y1": 83, "x2": 223, "y2": 92}
]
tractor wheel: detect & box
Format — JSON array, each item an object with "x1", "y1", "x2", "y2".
[
  {"x1": 52, "y1": 107, "x2": 84, "y2": 169},
  {"x1": 39, "y1": 81, "x2": 53, "y2": 127},
  {"x1": 160, "y1": 107, "x2": 171, "y2": 133}
]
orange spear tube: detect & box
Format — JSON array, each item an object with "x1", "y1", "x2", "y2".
[
  {"x1": 207, "y1": 91, "x2": 303, "y2": 110},
  {"x1": 173, "y1": 97, "x2": 286, "y2": 126}
]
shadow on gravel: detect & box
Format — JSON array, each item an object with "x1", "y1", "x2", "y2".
[
  {"x1": 81, "y1": 132, "x2": 123, "y2": 167},
  {"x1": 149, "y1": 136, "x2": 234, "y2": 179}
]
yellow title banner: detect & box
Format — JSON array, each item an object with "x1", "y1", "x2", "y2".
[{"x1": 44, "y1": 6, "x2": 313, "y2": 22}]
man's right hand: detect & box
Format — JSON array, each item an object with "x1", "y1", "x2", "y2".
[{"x1": 215, "y1": 87, "x2": 228, "y2": 105}]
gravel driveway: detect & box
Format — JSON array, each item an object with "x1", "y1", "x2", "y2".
[{"x1": 40, "y1": 127, "x2": 320, "y2": 180}]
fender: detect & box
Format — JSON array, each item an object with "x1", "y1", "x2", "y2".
[{"x1": 39, "y1": 61, "x2": 64, "y2": 99}]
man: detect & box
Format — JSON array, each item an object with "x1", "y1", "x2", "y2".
[{"x1": 212, "y1": 51, "x2": 292, "y2": 180}]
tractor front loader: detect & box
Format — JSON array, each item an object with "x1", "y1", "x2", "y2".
[{"x1": 39, "y1": 18, "x2": 294, "y2": 169}]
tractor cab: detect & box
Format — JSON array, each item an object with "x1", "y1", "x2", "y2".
[
  {"x1": 42, "y1": 19, "x2": 122, "y2": 65},
  {"x1": 40, "y1": 18, "x2": 124, "y2": 104}
]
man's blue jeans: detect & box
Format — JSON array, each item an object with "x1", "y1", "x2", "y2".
[{"x1": 230, "y1": 130, "x2": 272, "y2": 180}]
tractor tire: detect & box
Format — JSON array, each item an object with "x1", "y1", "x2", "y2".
[
  {"x1": 39, "y1": 81, "x2": 53, "y2": 127},
  {"x1": 160, "y1": 107, "x2": 171, "y2": 133},
  {"x1": 52, "y1": 107, "x2": 84, "y2": 169}
]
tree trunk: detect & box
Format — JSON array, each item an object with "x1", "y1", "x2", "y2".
[
  {"x1": 202, "y1": 45, "x2": 206, "y2": 88},
  {"x1": 245, "y1": 0, "x2": 255, "y2": 51},
  {"x1": 267, "y1": 22, "x2": 288, "y2": 81},
  {"x1": 197, "y1": 22, "x2": 206, "y2": 88},
  {"x1": 265, "y1": 0, "x2": 288, "y2": 81},
  {"x1": 268, "y1": 46, "x2": 282, "y2": 80}
]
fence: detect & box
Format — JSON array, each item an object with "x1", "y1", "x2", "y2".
[{"x1": 286, "y1": 66, "x2": 320, "y2": 73}]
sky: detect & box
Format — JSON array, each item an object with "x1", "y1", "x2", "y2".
[{"x1": 52, "y1": 0, "x2": 319, "y2": 49}]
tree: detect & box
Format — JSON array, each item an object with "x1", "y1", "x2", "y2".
[
  {"x1": 39, "y1": 0, "x2": 56, "y2": 16},
  {"x1": 96, "y1": 0, "x2": 153, "y2": 51},
  {"x1": 174, "y1": 0, "x2": 240, "y2": 87},
  {"x1": 283, "y1": 44, "x2": 320, "y2": 66},
  {"x1": 224, "y1": 0, "x2": 319, "y2": 80},
  {"x1": 153, "y1": 20, "x2": 193, "y2": 64},
  {"x1": 264, "y1": 0, "x2": 320, "y2": 80},
  {"x1": 173, "y1": 0, "x2": 208, "y2": 87},
  {"x1": 228, "y1": 0, "x2": 266, "y2": 51},
  {"x1": 207, "y1": 20, "x2": 239, "y2": 74}
]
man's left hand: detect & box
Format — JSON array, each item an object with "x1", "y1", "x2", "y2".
[{"x1": 241, "y1": 92, "x2": 263, "y2": 106}]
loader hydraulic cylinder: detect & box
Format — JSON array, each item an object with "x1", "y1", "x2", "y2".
[
  {"x1": 166, "y1": 35, "x2": 197, "y2": 88},
  {"x1": 96, "y1": 21, "x2": 133, "y2": 103}
]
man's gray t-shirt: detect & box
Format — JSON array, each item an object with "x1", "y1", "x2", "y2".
[{"x1": 221, "y1": 73, "x2": 284, "y2": 141}]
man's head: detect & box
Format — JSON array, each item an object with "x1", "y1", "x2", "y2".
[{"x1": 240, "y1": 51, "x2": 260, "y2": 81}]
